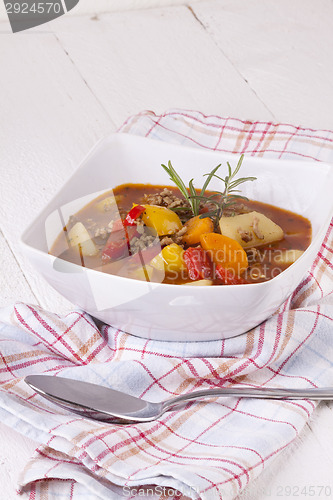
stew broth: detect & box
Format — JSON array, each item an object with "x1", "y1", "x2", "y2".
[{"x1": 50, "y1": 184, "x2": 312, "y2": 285}]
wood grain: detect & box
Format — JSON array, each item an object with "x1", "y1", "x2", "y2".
[
  {"x1": 55, "y1": 6, "x2": 273, "y2": 127},
  {"x1": 191, "y1": 0, "x2": 333, "y2": 129},
  {"x1": 0, "y1": 230, "x2": 36, "y2": 307}
]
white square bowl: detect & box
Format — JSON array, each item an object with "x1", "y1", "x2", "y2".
[{"x1": 20, "y1": 134, "x2": 333, "y2": 341}]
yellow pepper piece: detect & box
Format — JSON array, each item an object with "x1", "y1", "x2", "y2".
[
  {"x1": 150, "y1": 252, "x2": 166, "y2": 271},
  {"x1": 161, "y1": 243, "x2": 186, "y2": 273},
  {"x1": 142, "y1": 205, "x2": 182, "y2": 236},
  {"x1": 181, "y1": 279, "x2": 213, "y2": 286}
]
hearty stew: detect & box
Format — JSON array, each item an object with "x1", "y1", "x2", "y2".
[{"x1": 50, "y1": 156, "x2": 312, "y2": 285}]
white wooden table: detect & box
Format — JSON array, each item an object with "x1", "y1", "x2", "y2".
[{"x1": 1, "y1": 1, "x2": 333, "y2": 498}]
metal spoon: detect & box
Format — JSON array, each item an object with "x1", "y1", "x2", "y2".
[{"x1": 25, "y1": 375, "x2": 333, "y2": 425}]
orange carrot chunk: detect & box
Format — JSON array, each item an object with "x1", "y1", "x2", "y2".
[
  {"x1": 183, "y1": 216, "x2": 214, "y2": 245},
  {"x1": 200, "y1": 232, "x2": 248, "y2": 274}
]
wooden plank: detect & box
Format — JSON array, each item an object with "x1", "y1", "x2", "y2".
[
  {"x1": 191, "y1": 0, "x2": 333, "y2": 129},
  {"x1": 0, "y1": 231, "x2": 36, "y2": 307},
  {"x1": 54, "y1": 6, "x2": 274, "y2": 128},
  {"x1": 0, "y1": 28, "x2": 115, "y2": 312}
]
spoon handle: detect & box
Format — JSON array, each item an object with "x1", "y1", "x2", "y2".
[{"x1": 162, "y1": 387, "x2": 333, "y2": 411}]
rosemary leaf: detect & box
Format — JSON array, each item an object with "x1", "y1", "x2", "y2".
[
  {"x1": 170, "y1": 206, "x2": 192, "y2": 211},
  {"x1": 189, "y1": 178, "x2": 199, "y2": 216},
  {"x1": 201, "y1": 164, "x2": 221, "y2": 194}
]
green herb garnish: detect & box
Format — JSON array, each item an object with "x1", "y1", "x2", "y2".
[{"x1": 161, "y1": 155, "x2": 256, "y2": 229}]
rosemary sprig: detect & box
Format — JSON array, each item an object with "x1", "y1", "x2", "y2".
[{"x1": 161, "y1": 155, "x2": 256, "y2": 229}]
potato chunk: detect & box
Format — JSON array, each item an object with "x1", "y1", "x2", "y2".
[
  {"x1": 95, "y1": 195, "x2": 122, "y2": 213},
  {"x1": 128, "y1": 264, "x2": 154, "y2": 282},
  {"x1": 273, "y1": 249, "x2": 304, "y2": 266},
  {"x1": 219, "y1": 211, "x2": 284, "y2": 248},
  {"x1": 68, "y1": 222, "x2": 98, "y2": 256}
]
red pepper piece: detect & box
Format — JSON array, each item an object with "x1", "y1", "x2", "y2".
[
  {"x1": 123, "y1": 205, "x2": 146, "y2": 226},
  {"x1": 102, "y1": 226, "x2": 138, "y2": 261},
  {"x1": 102, "y1": 237, "x2": 128, "y2": 261},
  {"x1": 183, "y1": 247, "x2": 213, "y2": 280},
  {"x1": 215, "y1": 264, "x2": 248, "y2": 285},
  {"x1": 112, "y1": 218, "x2": 124, "y2": 232}
]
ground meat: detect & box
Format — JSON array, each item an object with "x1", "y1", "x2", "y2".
[
  {"x1": 94, "y1": 221, "x2": 114, "y2": 239},
  {"x1": 160, "y1": 225, "x2": 187, "y2": 247},
  {"x1": 130, "y1": 232, "x2": 157, "y2": 254},
  {"x1": 143, "y1": 188, "x2": 189, "y2": 210},
  {"x1": 237, "y1": 227, "x2": 253, "y2": 243},
  {"x1": 143, "y1": 189, "x2": 193, "y2": 224},
  {"x1": 223, "y1": 203, "x2": 250, "y2": 217},
  {"x1": 251, "y1": 216, "x2": 265, "y2": 240},
  {"x1": 159, "y1": 236, "x2": 174, "y2": 246}
]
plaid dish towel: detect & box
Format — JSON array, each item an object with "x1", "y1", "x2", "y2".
[{"x1": 1, "y1": 110, "x2": 333, "y2": 500}]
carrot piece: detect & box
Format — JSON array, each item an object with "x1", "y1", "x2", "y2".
[
  {"x1": 183, "y1": 216, "x2": 214, "y2": 245},
  {"x1": 200, "y1": 232, "x2": 248, "y2": 274}
]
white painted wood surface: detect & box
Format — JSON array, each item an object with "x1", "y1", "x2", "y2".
[
  {"x1": 0, "y1": 0, "x2": 204, "y2": 22},
  {"x1": 1, "y1": 1, "x2": 333, "y2": 498}
]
